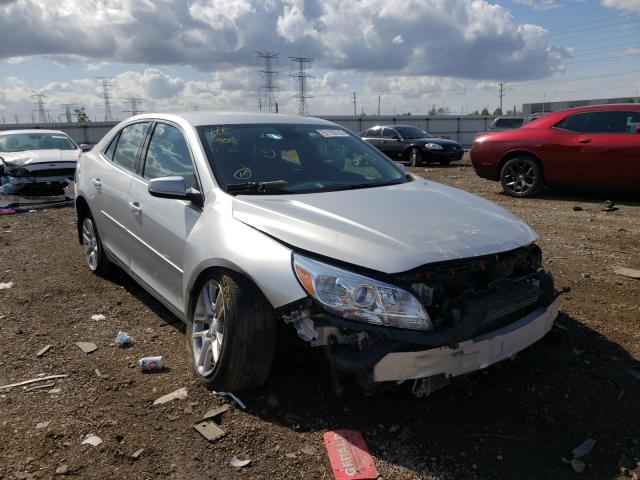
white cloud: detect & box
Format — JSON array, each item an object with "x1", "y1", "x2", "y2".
[
  {"x1": 513, "y1": 0, "x2": 562, "y2": 10},
  {"x1": 601, "y1": 0, "x2": 640, "y2": 11},
  {"x1": 392, "y1": 35, "x2": 404, "y2": 44}
]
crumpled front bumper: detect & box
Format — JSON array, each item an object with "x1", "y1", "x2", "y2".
[{"x1": 372, "y1": 295, "x2": 560, "y2": 382}]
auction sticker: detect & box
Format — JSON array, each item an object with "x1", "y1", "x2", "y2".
[
  {"x1": 323, "y1": 429, "x2": 378, "y2": 479},
  {"x1": 317, "y1": 129, "x2": 349, "y2": 137}
]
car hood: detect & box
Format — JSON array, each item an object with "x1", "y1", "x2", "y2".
[
  {"x1": 232, "y1": 179, "x2": 538, "y2": 273},
  {"x1": 0, "y1": 149, "x2": 78, "y2": 166}
]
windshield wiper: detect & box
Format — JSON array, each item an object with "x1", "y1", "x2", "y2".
[
  {"x1": 328, "y1": 180, "x2": 405, "y2": 192},
  {"x1": 225, "y1": 180, "x2": 289, "y2": 194}
]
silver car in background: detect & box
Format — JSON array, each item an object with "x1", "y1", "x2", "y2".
[
  {"x1": 0, "y1": 129, "x2": 86, "y2": 196},
  {"x1": 75, "y1": 112, "x2": 559, "y2": 396}
]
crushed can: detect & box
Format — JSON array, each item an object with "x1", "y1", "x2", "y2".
[{"x1": 139, "y1": 356, "x2": 165, "y2": 372}]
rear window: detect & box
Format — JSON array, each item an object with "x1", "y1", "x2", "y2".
[{"x1": 494, "y1": 118, "x2": 524, "y2": 128}]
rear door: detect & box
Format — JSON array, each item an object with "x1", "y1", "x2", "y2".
[
  {"x1": 126, "y1": 121, "x2": 202, "y2": 312},
  {"x1": 573, "y1": 110, "x2": 640, "y2": 188},
  {"x1": 90, "y1": 122, "x2": 150, "y2": 268},
  {"x1": 362, "y1": 127, "x2": 382, "y2": 150}
]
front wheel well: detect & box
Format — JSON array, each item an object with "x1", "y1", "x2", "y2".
[
  {"x1": 75, "y1": 196, "x2": 90, "y2": 244},
  {"x1": 498, "y1": 151, "x2": 545, "y2": 183}
]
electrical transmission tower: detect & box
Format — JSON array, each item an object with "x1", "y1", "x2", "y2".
[
  {"x1": 256, "y1": 51, "x2": 279, "y2": 113},
  {"x1": 289, "y1": 56, "x2": 313, "y2": 116},
  {"x1": 61, "y1": 104, "x2": 75, "y2": 123},
  {"x1": 32, "y1": 94, "x2": 47, "y2": 123},
  {"x1": 352, "y1": 92, "x2": 357, "y2": 118},
  {"x1": 96, "y1": 77, "x2": 114, "y2": 121},
  {"x1": 123, "y1": 97, "x2": 144, "y2": 116}
]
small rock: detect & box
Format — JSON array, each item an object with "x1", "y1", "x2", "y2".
[
  {"x1": 285, "y1": 453, "x2": 297, "y2": 459},
  {"x1": 81, "y1": 434, "x2": 103, "y2": 447},
  {"x1": 75, "y1": 342, "x2": 97, "y2": 354},
  {"x1": 132, "y1": 448, "x2": 144, "y2": 459},
  {"x1": 301, "y1": 445, "x2": 315, "y2": 455},
  {"x1": 0, "y1": 282, "x2": 14, "y2": 289},
  {"x1": 48, "y1": 388, "x2": 61, "y2": 394},
  {"x1": 91, "y1": 314, "x2": 106, "y2": 321},
  {"x1": 55, "y1": 465, "x2": 69, "y2": 475},
  {"x1": 571, "y1": 458, "x2": 586, "y2": 474},
  {"x1": 35, "y1": 421, "x2": 51, "y2": 429},
  {"x1": 229, "y1": 456, "x2": 251, "y2": 468}
]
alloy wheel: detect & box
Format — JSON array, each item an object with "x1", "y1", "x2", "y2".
[
  {"x1": 192, "y1": 280, "x2": 226, "y2": 377},
  {"x1": 502, "y1": 158, "x2": 537, "y2": 195},
  {"x1": 81, "y1": 218, "x2": 99, "y2": 271}
]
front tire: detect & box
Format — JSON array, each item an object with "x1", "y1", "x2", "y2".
[
  {"x1": 81, "y1": 214, "x2": 110, "y2": 276},
  {"x1": 408, "y1": 147, "x2": 422, "y2": 167},
  {"x1": 500, "y1": 156, "x2": 543, "y2": 197},
  {"x1": 187, "y1": 271, "x2": 276, "y2": 391}
]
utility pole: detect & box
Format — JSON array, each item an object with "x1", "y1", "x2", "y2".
[
  {"x1": 14, "y1": 115, "x2": 19, "y2": 124},
  {"x1": 377, "y1": 95, "x2": 381, "y2": 116},
  {"x1": 61, "y1": 104, "x2": 75, "y2": 123},
  {"x1": 289, "y1": 56, "x2": 313, "y2": 116},
  {"x1": 123, "y1": 97, "x2": 143, "y2": 116},
  {"x1": 257, "y1": 98, "x2": 262, "y2": 112},
  {"x1": 191, "y1": 104, "x2": 199, "y2": 111},
  {"x1": 498, "y1": 82, "x2": 504, "y2": 114},
  {"x1": 256, "y1": 51, "x2": 279, "y2": 113},
  {"x1": 352, "y1": 92, "x2": 357, "y2": 118},
  {"x1": 32, "y1": 94, "x2": 47, "y2": 123},
  {"x1": 96, "y1": 76, "x2": 114, "y2": 121}
]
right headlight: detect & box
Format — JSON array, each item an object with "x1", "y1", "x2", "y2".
[
  {"x1": 293, "y1": 254, "x2": 432, "y2": 331},
  {"x1": 424, "y1": 143, "x2": 443, "y2": 150}
]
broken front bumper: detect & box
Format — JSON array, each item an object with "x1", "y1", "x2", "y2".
[{"x1": 373, "y1": 295, "x2": 560, "y2": 382}]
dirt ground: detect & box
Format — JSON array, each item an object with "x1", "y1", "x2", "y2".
[{"x1": 1, "y1": 154, "x2": 639, "y2": 480}]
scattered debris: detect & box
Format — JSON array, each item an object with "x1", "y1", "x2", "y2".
[
  {"x1": 229, "y1": 456, "x2": 251, "y2": 468},
  {"x1": 91, "y1": 314, "x2": 106, "y2": 321},
  {"x1": 213, "y1": 391, "x2": 246, "y2": 410},
  {"x1": 94, "y1": 369, "x2": 108, "y2": 379},
  {"x1": 0, "y1": 281, "x2": 14, "y2": 289},
  {"x1": 572, "y1": 438, "x2": 597, "y2": 459},
  {"x1": 571, "y1": 458, "x2": 586, "y2": 474},
  {"x1": 28, "y1": 209, "x2": 37, "y2": 213},
  {"x1": 55, "y1": 465, "x2": 69, "y2": 475},
  {"x1": 139, "y1": 356, "x2": 165, "y2": 372},
  {"x1": 301, "y1": 445, "x2": 315, "y2": 455},
  {"x1": 48, "y1": 388, "x2": 61, "y2": 394},
  {"x1": 267, "y1": 393, "x2": 279, "y2": 408},
  {"x1": 36, "y1": 345, "x2": 52, "y2": 357},
  {"x1": 25, "y1": 382, "x2": 55, "y2": 392},
  {"x1": 194, "y1": 420, "x2": 225, "y2": 442},
  {"x1": 132, "y1": 448, "x2": 145, "y2": 460},
  {"x1": 572, "y1": 206, "x2": 583, "y2": 211},
  {"x1": 203, "y1": 404, "x2": 230, "y2": 420},
  {"x1": 601, "y1": 200, "x2": 617, "y2": 212},
  {"x1": 0, "y1": 374, "x2": 67, "y2": 391},
  {"x1": 153, "y1": 387, "x2": 187, "y2": 405},
  {"x1": 613, "y1": 267, "x2": 640, "y2": 280},
  {"x1": 35, "y1": 421, "x2": 51, "y2": 429},
  {"x1": 285, "y1": 453, "x2": 297, "y2": 459},
  {"x1": 115, "y1": 331, "x2": 133, "y2": 347},
  {"x1": 76, "y1": 342, "x2": 97, "y2": 354},
  {"x1": 323, "y1": 429, "x2": 379, "y2": 480},
  {"x1": 81, "y1": 434, "x2": 103, "y2": 447}
]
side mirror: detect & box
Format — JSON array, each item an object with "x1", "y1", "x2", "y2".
[
  {"x1": 148, "y1": 176, "x2": 203, "y2": 207},
  {"x1": 79, "y1": 144, "x2": 91, "y2": 152}
]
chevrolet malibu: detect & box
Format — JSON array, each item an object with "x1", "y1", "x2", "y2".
[
  {"x1": 0, "y1": 129, "x2": 87, "y2": 196},
  {"x1": 75, "y1": 113, "x2": 559, "y2": 396}
]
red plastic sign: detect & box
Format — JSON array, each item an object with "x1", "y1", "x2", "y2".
[{"x1": 323, "y1": 429, "x2": 379, "y2": 480}]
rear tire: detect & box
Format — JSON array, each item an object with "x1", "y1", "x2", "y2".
[
  {"x1": 80, "y1": 213, "x2": 110, "y2": 276},
  {"x1": 500, "y1": 156, "x2": 543, "y2": 197},
  {"x1": 187, "y1": 271, "x2": 276, "y2": 391}
]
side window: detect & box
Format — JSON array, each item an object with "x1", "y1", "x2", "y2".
[
  {"x1": 367, "y1": 128, "x2": 380, "y2": 138},
  {"x1": 583, "y1": 111, "x2": 639, "y2": 134},
  {"x1": 555, "y1": 113, "x2": 589, "y2": 133},
  {"x1": 103, "y1": 133, "x2": 119, "y2": 160},
  {"x1": 382, "y1": 128, "x2": 398, "y2": 139},
  {"x1": 143, "y1": 123, "x2": 196, "y2": 188},
  {"x1": 112, "y1": 122, "x2": 150, "y2": 172}
]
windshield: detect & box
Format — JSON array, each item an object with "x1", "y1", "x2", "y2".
[
  {"x1": 0, "y1": 132, "x2": 77, "y2": 152},
  {"x1": 394, "y1": 126, "x2": 432, "y2": 139},
  {"x1": 197, "y1": 124, "x2": 407, "y2": 194}
]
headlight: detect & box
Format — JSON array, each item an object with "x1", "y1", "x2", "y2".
[
  {"x1": 424, "y1": 143, "x2": 443, "y2": 150},
  {"x1": 293, "y1": 254, "x2": 432, "y2": 331}
]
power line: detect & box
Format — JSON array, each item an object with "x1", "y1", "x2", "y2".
[
  {"x1": 289, "y1": 56, "x2": 313, "y2": 116},
  {"x1": 123, "y1": 97, "x2": 144, "y2": 116},
  {"x1": 96, "y1": 76, "x2": 114, "y2": 121},
  {"x1": 32, "y1": 94, "x2": 47, "y2": 123},
  {"x1": 256, "y1": 51, "x2": 279, "y2": 113}
]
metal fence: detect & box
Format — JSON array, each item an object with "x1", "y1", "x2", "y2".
[{"x1": 0, "y1": 115, "x2": 497, "y2": 147}]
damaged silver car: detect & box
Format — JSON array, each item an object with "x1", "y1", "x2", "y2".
[
  {"x1": 0, "y1": 129, "x2": 86, "y2": 196},
  {"x1": 75, "y1": 113, "x2": 559, "y2": 396}
]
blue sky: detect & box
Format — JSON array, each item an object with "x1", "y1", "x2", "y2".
[{"x1": 0, "y1": 0, "x2": 638, "y2": 122}]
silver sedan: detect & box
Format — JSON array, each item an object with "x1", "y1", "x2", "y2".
[{"x1": 75, "y1": 112, "x2": 559, "y2": 396}]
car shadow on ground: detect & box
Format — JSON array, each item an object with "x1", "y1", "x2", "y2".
[
  {"x1": 98, "y1": 268, "x2": 639, "y2": 479},
  {"x1": 497, "y1": 187, "x2": 640, "y2": 207}
]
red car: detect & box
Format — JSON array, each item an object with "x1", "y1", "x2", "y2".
[{"x1": 470, "y1": 104, "x2": 640, "y2": 197}]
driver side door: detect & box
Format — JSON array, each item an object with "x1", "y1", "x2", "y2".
[{"x1": 380, "y1": 127, "x2": 404, "y2": 160}]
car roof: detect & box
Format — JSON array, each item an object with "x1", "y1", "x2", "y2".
[
  {"x1": 127, "y1": 111, "x2": 337, "y2": 127},
  {"x1": 523, "y1": 103, "x2": 640, "y2": 129},
  {"x1": 0, "y1": 129, "x2": 68, "y2": 136}
]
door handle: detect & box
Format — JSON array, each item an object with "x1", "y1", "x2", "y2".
[
  {"x1": 578, "y1": 138, "x2": 591, "y2": 144},
  {"x1": 128, "y1": 201, "x2": 142, "y2": 215},
  {"x1": 91, "y1": 177, "x2": 102, "y2": 187}
]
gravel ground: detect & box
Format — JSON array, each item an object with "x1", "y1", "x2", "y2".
[{"x1": 1, "y1": 154, "x2": 639, "y2": 480}]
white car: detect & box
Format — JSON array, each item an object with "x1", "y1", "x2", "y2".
[
  {"x1": 75, "y1": 112, "x2": 559, "y2": 396},
  {"x1": 0, "y1": 129, "x2": 87, "y2": 196}
]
